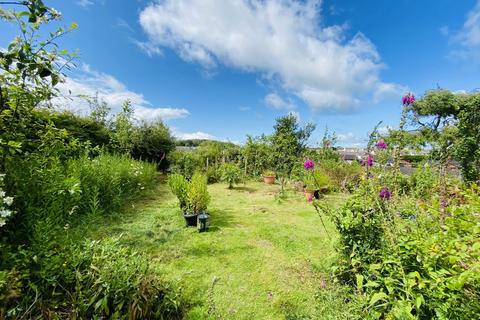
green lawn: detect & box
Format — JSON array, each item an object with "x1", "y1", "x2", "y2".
[{"x1": 78, "y1": 181, "x2": 360, "y2": 319}]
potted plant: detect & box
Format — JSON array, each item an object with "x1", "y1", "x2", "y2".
[
  {"x1": 263, "y1": 170, "x2": 276, "y2": 184},
  {"x1": 303, "y1": 175, "x2": 316, "y2": 202},
  {"x1": 167, "y1": 174, "x2": 189, "y2": 211},
  {"x1": 186, "y1": 172, "x2": 210, "y2": 226},
  {"x1": 313, "y1": 169, "x2": 331, "y2": 195}
]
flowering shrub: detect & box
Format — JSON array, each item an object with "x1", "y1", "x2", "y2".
[
  {"x1": 0, "y1": 174, "x2": 14, "y2": 228},
  {"x1": 375, "y1": 139, "x2": 388, "y2": 150},
  {"x1": 378, "y1": 187, "x2": 391, "y2": 200},
  {"x1": 402, "y1": 92, "x2": 416, "y2": 106},
  {"x1": 303, "y1": 159, "x2": 315, "y2": 170}
]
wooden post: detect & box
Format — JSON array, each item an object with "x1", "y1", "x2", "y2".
[{"x1": 244, "y1": 156, "x2": 248, "y2": 175}]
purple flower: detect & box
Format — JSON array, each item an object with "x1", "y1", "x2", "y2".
[
  {"x1": 379, "y1": 187, "x2": 391, "y2": 200},
  {"x1": 402, "y1": 93, "x2": 416, "y2": 106},
  {"x1": 367, "y1": 154, "x2": 374, "y2": 167},
  {"x1": 360, "y1": 159, "x2": 366, "y2": 166},
  {"x1": 375, "y1": 139, "x2": 387, "y2": 149},
  {"x1": 304, "y1": 159, "x2": 315, "y2": 170}
]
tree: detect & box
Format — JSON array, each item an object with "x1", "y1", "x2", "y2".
[
  {"x1": 87, "y1": 92, "x2": 111, "y2": 125},
  {"x1": 455, "y1": 92, "x2": 480, "y2": 182},
  {"x1": 270, "y1": 114, "x2": 315, "y2": 191},
  {"x1": 242, "y1": 135, "x2": 272, "y2": 176},
  {"x1": 110, "y1": 100, "x2": 134, "y2": 154},
  {"x1": 131, "y1": 119, "x2": 176, "y2": 169},
  {"x1": 408, "y1": 89, "x2": 480, "y2": 183},
  {"x1": 0, "y1": 0, "x2": 77, "y2": 166}
]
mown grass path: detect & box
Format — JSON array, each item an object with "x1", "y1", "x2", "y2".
[{"x1": 84, "y1": 181, "x2": 354, "y2": 319}]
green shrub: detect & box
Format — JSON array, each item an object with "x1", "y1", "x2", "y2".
[
  {"x1": 131, "y1": 120, "x2": 176, "y2": 170},
  {"x1": 1, "y1": 238, "x2": 183, "y2": 319},
  {"x1": 187, "y1": 172, "x2": 210, "y2": 214},
  {"x1": 219, "y1": 163, "x2": 243, "y2": 189},
  {"x1": 68, "y1": 153, "x2": 156, "y2": 216},
  {"x1": 410, "y1": 163, "x2": 438, "y2": 199},
  {"x1": 322, "y1": 180, "x2": 480, "y2": 319},
  {"x1": 205, "y1": 166, "x2": 221, "y2": 184},
  {"x1": 318, "y1": 160, "x2": 362, "y2": 192},
  {"x1": 263, "y1": 170, "x2": 276, "y2": 177},
  {"x1": 167, "y1": 174, "x2": 189, "y2": 211},
  {"x1": 168, "y1": 150, "x2": 202, "y2": 179}
]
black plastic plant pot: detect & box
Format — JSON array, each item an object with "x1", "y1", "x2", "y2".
[{"x1": 183, "y1": 213, "x2": 198, "y2": 227}]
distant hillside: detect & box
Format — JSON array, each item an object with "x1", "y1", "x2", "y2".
[{"x1": 175, "y1": 139, "x2": 238, "y2": 148}]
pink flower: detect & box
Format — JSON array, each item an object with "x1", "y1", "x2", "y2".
[
  {"x1": 367, "y1": 154, "x2": 374, "y2": 167},
  {"x1": 379, "y1": 187, "x2": 391, "y2": 200},
  {"x1": 402, "y1": 93, "x2": 416, "y2": 106},
  {"x1": 375, "y1": 139, "x2": 387, "y2": 149},
  {"x1": 304, "y1": 159, "x2": 315, "y2": 170}
]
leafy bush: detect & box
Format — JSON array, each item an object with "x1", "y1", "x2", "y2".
[
  {"x1": 46, "y1": 110, "x2": 111, "y2": 147},
  {"x1": 168, "y1": 150, "x2": 203, "y2": 179},
  {"x1": 68, "y1": 154, "x2": 156, "y2": 216},
  {"x1": 187, "y1": 172, "x2": 210, "y2": 214},
  {"x1": 205, "y1": 166, "x2": 221, "y2": 184},
  {"x1": 318, "y1": 160, "x2": 363, "y2": 192},
  {"x1": 131, "y1": 120, "x2": 176, "y2": 170},
  {"x1": 167, "y1": 174, "x2": 189, "y2": 211},
  {"x1": 409, "y1": 163, "x2": 439, "y2": 199},
  {"x1": 219, "y1": 163, "x2": 243, "y2": 189},
  {"x1": 321, "y1": 180, "x2": 480, "y2": 319},
  {"x1": 1, "y1": 238, "x2": 183, "y2": 319}
]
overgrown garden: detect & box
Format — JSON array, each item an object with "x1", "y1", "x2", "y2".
[{"x1": 0, "y1": 1, "x2": 479, "y2": 319}]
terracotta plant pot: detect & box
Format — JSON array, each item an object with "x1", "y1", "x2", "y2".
[
  {"x1": 263, "y1": 176, "x2": 275, "y2": 184},
  {"x1": 304, "y1": 191, "x2": 314, "y2": 202}
]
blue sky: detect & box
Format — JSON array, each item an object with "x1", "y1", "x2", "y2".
[{"x1": 1, "y1": 0, "x2": 479, "y2": 146}]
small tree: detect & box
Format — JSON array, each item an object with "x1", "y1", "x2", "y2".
[
  {"x1": 111, "y1": 100, "x2": 134, "y2": 154},
  {"x1": 270, "y1": 114, "x2": 315, "y2": 192},
  {"x1": 220, "y1": 163, "x2": 242, "y2": 189}
]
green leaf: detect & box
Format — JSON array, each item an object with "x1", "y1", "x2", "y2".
[
  {"x1": 51, "y1": 73, "x2": 59, "y2": 86},
  {"x1": 415, "y1": 295, "x2": 424, "y2": 310},
  {"x1": 369, "y1": 292, "x2": 388, "y2": 306},
  {"x1": 39, "y1": 67, "x2": 52, "y2": 78},
  {"x1": 355, "y1": 274, "x2": 364, "y2": 290}
]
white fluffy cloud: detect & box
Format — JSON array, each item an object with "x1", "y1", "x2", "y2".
[
  {"x1": 134, "y1": 40, "x2": 163, "y2": 57},
  {"x1": 455, "y1": 0, "x2": 480, "y2": 47},
  {"x1": 174, "y1": 131, "x2": 219, "y2": 140},
  {"x1": 448, "y1": 1, "x2": 480, "y2": 61},
  {"x1": 264, "y1": 92, "x2": 294, "y2": 110},
  {"x1": 53, "y1": 64, "x2": 189, "y2": 122},
  {"x1": 336, "y1": 132, "x2": 366, "y2": 147},
  {"x1": 138, "y1": 0, "x2": 398, "y2": 112}
]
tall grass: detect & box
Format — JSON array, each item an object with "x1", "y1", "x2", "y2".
[{"x1": 0, "y1": 153, "x2": 183, "y2": 319}]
